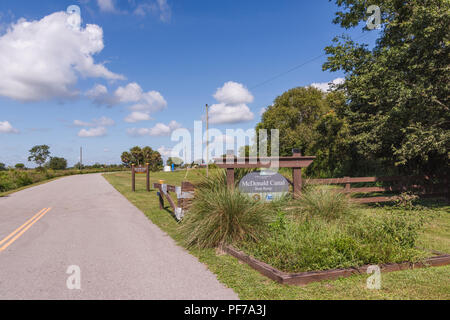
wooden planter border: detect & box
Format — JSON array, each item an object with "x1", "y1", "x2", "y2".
[{"x1": 224, "y1": 246, "x2": 450, "y2": 286}]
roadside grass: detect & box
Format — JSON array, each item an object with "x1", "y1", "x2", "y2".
[
  {"x1": 103, "y1": 170, "x2": 450, "y2": 300},
  {"x1": 0, "y1": 175, "x2": 65, "y2": 197},
  {"x1": 0, "y1": 168, "x2": 127, "y2": 197}
]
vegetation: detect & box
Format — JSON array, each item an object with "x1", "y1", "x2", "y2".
[
  {"x1": 15, "y1": 163, "x2": 25, "y2": 169},
  {"x1": 255, "y1": 1, "x2": 449, "y2": 178},
  {"x1": 46, "y1": 157, "x2": 68, "y2": 170},
  {"x1": 0, "y1": 167, "x2": 127, "y2": 195},
  {"x1": 323, "y1": 0, "x2": 449, "y2": 176},
  {"x1": 104, "y1": 169, "x2": 450, "y2": 299},
  {"x1": 239, "y1": 203, "x2": 429, "y2": 273},
  {"x1": 121, "y1": 146, "x2": 163, "y2": 171},
  {"x1": 166, "y1": 157, "x2": 183, "y2": 168},
  {"x1": 294, "y1": 185, "x2": 353, "y2": 221},
  {"x1": 180, "y1": 171, "x2": 273, "y2": 248},
  {"x1": 27, "y1": 145, "x2": 50, "y2": 169}
]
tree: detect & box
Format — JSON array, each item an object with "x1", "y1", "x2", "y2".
[
  {"x1": 15, "y1": 163, "x2": 25, "y2": 170},
  {"x1": 130, "y1": 146, "x2": 144, "y2": 165},
  {"x1": 28, "y1": 145, "x2": 50, "y2": 168},
  {"x1": 0, "y1": 163, "x2": 6, "y2": 171},
  {"x1": 121, "y1": 147, "x2": 163, "y2": 171},
  {"x1": 142, "y1": 146, "x2": 154, "y2": 164},
  {"x1": 323, "y1": 0, "x2": 449, "y2": 175},
  {"x1": 121, "y1": 152, "x2": 132, "y2": 167},
  {"x1": 167, "y1": 157, "x2": 183, "y2": 168},
  {"x1": 256, "y1": 86, "x2": 330, "y2": 156},
  {"x1": 47, "y1": 157, "x2": 67, "y2": 170},
  {"x1": 148, "y1": 149, "x2": 163, "y2": 172}
]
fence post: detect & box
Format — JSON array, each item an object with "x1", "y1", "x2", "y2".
[
  {"x1": 227, "y1": 168, "x2": 235, "y2": 189},
  {"x1": 131, "y1": 164, "x2": 135, "y2": 192},
  {"x1": 292, "y1": 149, "x2": 302, "y2": 197},
  {"x1": 146, "y1": 163, "x2": 150, "y2": 192},
  {"x1": 345, "y1": 176, "x2": 350, "y2": 194}
]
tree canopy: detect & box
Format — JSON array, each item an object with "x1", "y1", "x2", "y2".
[
  {"x1": 28, "y1": 145, "x2": 50, "y2": 168},
  {"x1": 47, "y1": 157, "x2": 68, "y2": 170},
  {"x1": 121, "y1": 146, "x2": 163, "y2": 172},
  {"x1": 323, "y1": 0, "x2": 449, "y2": 175}
]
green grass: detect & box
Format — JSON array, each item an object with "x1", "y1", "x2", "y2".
[
  {"x1": 0, "y1": 175, "x2": 65, "y2": 197},
  {"x1": 0, "y1": 168, "x2": 127, "y2": 196},
  {"x1": 103, "y1": 170, "x2": 450, "y2": 300}
]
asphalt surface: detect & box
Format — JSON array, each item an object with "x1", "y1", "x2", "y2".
[{"x1": 0, "y1": 173, "x2": 238, "y2": 300}]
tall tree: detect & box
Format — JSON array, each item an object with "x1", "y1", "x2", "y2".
[
  {"x1": 121, "y1": 152, "x2": 132, "y2": 167},
  {"x1": 28, "y1": 145, "x2": 50, "y2": 169},
  {"x1": 47, "y1": 157, "x2": 67, "y2": 170},
  {"x1": 130, "y1": 146, "x2": 143, "y2": 165},
  {"x1": 323, "y1": 0, "x2": 449, "y2": 175},
  {"x1": 256, "y1": 87, "x2": 330, "y2": 156}
]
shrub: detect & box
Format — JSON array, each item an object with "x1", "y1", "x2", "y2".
[
  {"x1": 179, "y1": 171, "x2": 274, "y2": 248},
  {"x1": 240, "y1": 211, "x2": 428, "y2": 273},
  {"x1": 294, "y1": 185, "x2": 353, "y2": 220},
  {"x1": 12, "y1": 171, "x2": 33, "y2": 188}
]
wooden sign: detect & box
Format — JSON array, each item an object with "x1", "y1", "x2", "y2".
[
  {"x1": 239, "y1": 171, "x2": 289, "y2": 202},
  {"x1": 135, "y1": 166, "x2": 148, "y2": 174},
  {"x1": 131, "y1": 163, "x2": 150, "y2": 192},
  {"x1": 214, "y1": 149, "x2": 315, "y2": 197}
]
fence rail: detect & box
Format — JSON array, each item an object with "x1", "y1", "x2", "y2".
[
  {"x1": 307, "y1": 175, "x2": 449, "y2": 203},
  {"x1": 153, "y1": 181, "x2": 195, "y2": 220}
]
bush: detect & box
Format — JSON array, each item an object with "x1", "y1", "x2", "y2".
[
  {"x1": 12, "y1": 171, "x2": 33, "y2": 187},
  {"x1": 239, "y1": 209, "x2": 428, "y2": 272},
  {"x1": 179, "y1": 171, "x2": 274, "y2": 248},
  {"x1": 294, "y1": 185, "x2": 353, "y2": 220}
]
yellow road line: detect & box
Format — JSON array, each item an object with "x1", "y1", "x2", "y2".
[
  {"x1": 0, "y1": 207, "x2": 52, "y2": 252},
  {"x1": 0, "y1": 208, "x2": 47, "y2": 247}
]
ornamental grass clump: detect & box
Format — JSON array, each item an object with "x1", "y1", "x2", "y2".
[
  {"x1": 179, "y1": 170, "x2": 274, "y2": 249},
  {"x1": 294, "y1": 185, "x2": 353, "y2": 220}
]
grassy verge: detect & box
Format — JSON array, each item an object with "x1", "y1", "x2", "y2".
[
  {"x1": 103, "y1": 170, "x2": 450, "y2": 300},
  {"x1": 0, "y1": 168, "x2": 127, "y2": 196}
]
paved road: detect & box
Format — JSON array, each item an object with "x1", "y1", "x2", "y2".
[{"x1": 0, "y1": 174, "x2": 238, "y2": 299}]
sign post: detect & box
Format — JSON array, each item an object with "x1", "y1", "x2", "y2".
[
  {"x1": 215, "y1": 149, "x2": 315, "y2": 197},
  {"x1": 131, "y1": 163, "x2": 150, "y2": 192}
]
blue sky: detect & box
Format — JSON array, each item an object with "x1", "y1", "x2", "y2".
[{"x1": 0, "y1": 0, "x2": 379, "y2": 167}]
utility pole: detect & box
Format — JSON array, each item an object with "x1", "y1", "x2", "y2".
[
  {"x1": 206, "y1": 104, "x2": 209, "y2": 178},
  {"x1": 80, "y1": 147, "x2": 83, "y2": 170}
]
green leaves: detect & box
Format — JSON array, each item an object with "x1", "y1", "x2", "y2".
[
  {"x1": 28, "y1": 145, "x2": 50, "y2": 168},
  {"x1": 323, "y1": 0, "x2": 450, "y2": 175}
]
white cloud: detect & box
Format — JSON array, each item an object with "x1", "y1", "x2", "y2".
[
  {"x1": 78, "y1": 126, "x2": 107, "y2": 137},
  {"x1": 209, "y1": 103, "x2": 254, "y2": 124},
  {"x1": 310, "y1": 78, "x2": 345, "y2": 92},
  {"x1": 157, "y1": 0, "x2": 171, "y2": 22},
  {"x1": 157, "y1": 145, "x2": 174, "y2": 158},
  {"x1": 0, "y1": 12, "x2": 124, "y2": 102},
  {"x1": 73, "y1": 116, "x2": 115, "y2": 127},
  {"x1": 86, "y1": 82, "x2": 167, "y2": 122},
  {"x1": 115, "y1": 82, "x2": 143, "y2": 103},
  {"x1": 213, "y1": 81, "x2": 254, "y2": 105},
  {"x1": 127, "y1": 120, "x2": 181, "y2": 136},
  {"x1": 209, "y1": 81, "x2": 255, "y2": 124},
  {"x1": 0, "y1": 121, "x2": 19, "y2": 134},
  {"x1": 86, "y1": 84, "x2": 114, "y2": 105},
  {"x1": 97, "y1": 0, "x2": 117, "y2": 13},
  {"x1": 124, "y1": 111, "x2": 152, "y2": 123},
  {"x1": 115, "y1": 82, "x2": 167, "y2": 122},
  {"x1": 133, "y1": 0, "x2": 171, "y2": 21}
]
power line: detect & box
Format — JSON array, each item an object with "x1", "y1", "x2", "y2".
[
  {"x1": 250, "y1": 32, "x2": 372, "y2": 90},
  {"x1": 250, "y1": 53, "x2": 326, "y2": 90}
]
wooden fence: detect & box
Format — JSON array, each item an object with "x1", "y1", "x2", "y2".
[
  {"x1": 153, "y1": 176, "x2": 448, "y2": 217},
  {"x1": 306, "y1": 175, "x2": 449, "y2": 203},
  {"x1": 153, "y1": 181, "x2": 195, "y2": 220}
]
